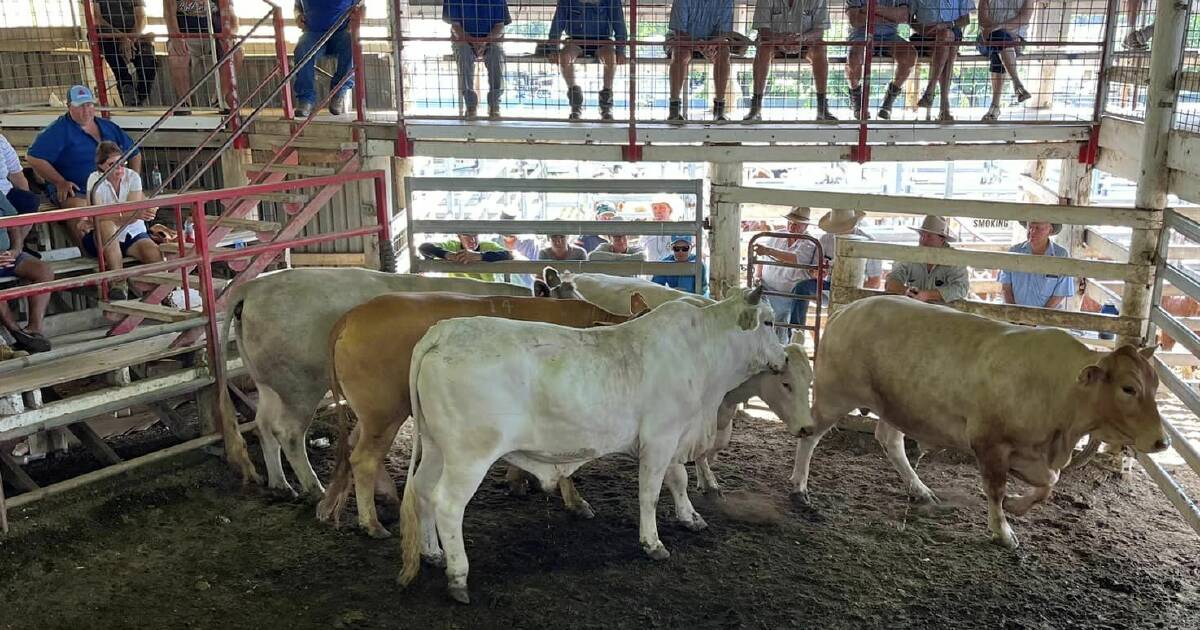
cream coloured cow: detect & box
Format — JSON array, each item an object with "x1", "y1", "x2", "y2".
[
  {"x1": 793, "y1": 295, "x2": 1169, "y2": 549},
  {"x1": 397, "y1": 287, "x2": 804, "y2": 603},
  {"x1": 220, "y1": 268, "x2": 571, "y2": 499},
  {"x1": 557, "y1": 269, "x2": 714, "y2": 315}
]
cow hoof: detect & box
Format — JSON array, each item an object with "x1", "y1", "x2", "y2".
[
  {"x1": 683, "y1": 514, "x2": 708, "y2": 532},
  {"x1": 569, "y1": 501, "x2": 596, "y2": 520},
  {"x1": 447, "y1": 585, "x2": 470, "y2": 605},
  {"x1": 990, "y1": 527, "x2": 1019, "y2": 550},
  {"x1": 911, "y1": 486, "x2": 939, "y2": 504},
  {"x1": 376, "y1": 501, "x2": 402, "y2": 525},
  {"x1": 268, "y1": 484, "x2": 300, "y2": 501},
  {"x1": 642, "y1": 543, "x2": 670, "y2": 561},
  {"x1": 364, "y1": 523, "x2": 393, "y2": 539},
  {"x1": 421, "y1": 552, "x2": 446, "y2": 568},
  {"x1": 790, "y1": 489, "x2": 813, "y2": 506}
]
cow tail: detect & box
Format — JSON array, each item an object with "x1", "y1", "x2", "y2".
[
  {"x1": 317, "y1": 313, "x2": 355, "y2": 525},
  {"x1": 399, "y1": 330, "x2": 433, "y2": 587},
  {"x1": 218, "y1": 283, "x2": 261, "y2": 485}
]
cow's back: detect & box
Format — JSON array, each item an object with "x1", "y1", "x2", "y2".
[
  {"x1": 573, "y1": 273, "x2": 713, "y2": 315},
  {"x1": 818, "y1": 296, "x2": 1095, "y2": 449}
]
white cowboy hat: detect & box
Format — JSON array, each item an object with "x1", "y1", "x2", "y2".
[
  {"x1": 1018, "y1": 220, "x2": 1063, "y2": 236},
  {"x1": 819, "y1": 209, "x2": 866, "y2": 235},
  {"x1": 908, "y1": 215, "x2": 956, "y2": 242},
  {"x1": 783, "y1": 206, "x2": 814, "y2": 224}
]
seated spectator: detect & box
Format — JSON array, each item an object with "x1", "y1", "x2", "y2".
[
  {"x1": 752, "y1": 207, "x2": 817, "y2": 341},
  {"x1": 0, "y1": 134, "x2": 40, "y2": 257},
  {"x1": 818, "y1": 208, "x2": 883, "y2": 289},
  {"x1": 652, "y1": 235, "x2": 708, "y2": 295},
  {"x1": 846, "y1": 0, "x2": 915, "y2": 120},
  {"x1": 641, "y1": 197, "x2": 677, "y2": 262},
  {"x1": 93, "y1": 0, "x2": 157, "y2": 107},
  {"x1": 84, "y1": 141, "x2": 162, "y2": 300},
  {"x1": 977, "y1": 0, "x2": 1032, "y2": 121},
  {"x1": 444, "y1": 0, "x2": 511, "y2": 119},
  {"x1": 1000, "y1": 221, "x2": 1075, "y2": 309},
  {"x1": 576, "y1": 202, "x2": 617, "y2": 252},
  {"x1": 884, "y1": 215, "x2": 969, "y2": 303},
  {"x1": 0, "y1": 196, "x2": 53, "y2": 353},
  {"x1": 745, "y1": 0, "x2": 835, "y2": 121},
  {"x1": 419, "y1": 233, "x2": 513, "y2": 282},
  {"x1": 547, "y1": 0, "x2": 628, "y2": 121},
  {"x1": 539, "y1": 234, "x2": 587, "y2": 261},
  {"x1": 589, "y1": 233, "x2": 645, "y2": 261},
  {"x1": 165, "y1": 0, "x2": 243, "y2": 115},
  {"x1": 293, "y1": 0, "x2": 357, "y2": 117},
  {"x1": 666, "y1": 0, "x2": 735, "y2": 122},
  {"x1": 26, "y1": 86, "x2": 141, "y2": 245},
  {"x1": 910, "y1": 0, "x2": 974, "y2": 122}
]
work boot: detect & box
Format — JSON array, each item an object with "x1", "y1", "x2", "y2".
[
  {"x1": 743, "y1": 94, "x2": 763, "y2": 121},
  {"x1": 463, "y1": 89, "x2": 479, "y2": 119},
  {"x1": 878, "y1": 82, "x2": 902, "y2": 120},
  {"x1": 816, "y1": 93, "x2": 837, "y2": 121},
  {"x1": 598, "y1": 88, "x2": 614, "y2": 121},
  {"x1": 667, "y1": 99, "x2": 684, "y2": 123},
  {"x1": 849, "y1": 85, "x2": 865, "y2": 120},
  {"x1": 330, "y1": 90, "x2": 349, "y2": 115},
  {"x1": 487, "y1": 90, "x2": 502, "y2": 120},
  {"x1": 294, "y1": 100, "x2": 313, "y2": 118},
  {"x1": 1123, "y1": 23, "x2": 1154, "y2": 51},
  {"x1": 567, "y1": 85, "x2": 584, "y2": 121},
  {"x1": 713, "y1": 99, "x2": 728, "y2": 122}
]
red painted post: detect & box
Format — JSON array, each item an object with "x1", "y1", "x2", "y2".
[
  {"x1": 272, "y1": 5, "x2": 295, "y2": 119},
  {"x1": 80, "y1": 0, "x2": 112, "y2": 114},
  {"x1": 174, "y1": 205, "x2": 193, "y2": 310},
  {"x1": 624, "y1": 0, "x2": 640, "y2": 161},
  {"x1": 853, "y1": 0, "x2": 878, "y2": 163},
  {"x1": 352, "y1": 6, "x2": 368, "y2": 122},
  {"x1": 217, "y1": 0, "x2": 246, "y2": 149},
  {"x1": 190, "y1": 202, "x2": 226, "y2": 404}
]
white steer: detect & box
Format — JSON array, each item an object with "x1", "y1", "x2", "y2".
[
  {"x1": 559, "y1": 270, "x2": 714, "y2": 315},
  {"x1": 398, "y1": 287, "x2": 800, "y2": 603}
]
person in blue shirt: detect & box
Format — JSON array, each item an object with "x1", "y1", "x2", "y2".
[
  {"x1": 1000, "y1": 221, "x2": 1075, "y2": 309},
  {"x1": 651, "y1": 235, "x2": 708, "y2": 296},
  {"x1": 443, "y1": 0, "x2": 512, "y2": 119},
  {"x1": 909, "y1": 0, "x2": 975, "y2": 122},
  {"x1": 26, "y1": 86, "x2": 140, "y2": 243},
  {"x1": 845, "y1": 0, "x2": 916, "y2": 120},
  {"x1": 666, "y1": 0, "x2": 735, "y2": 122},
  {"x1": 547, "y1": 0, "x2": 628, "y2": 121},
  {"x1": 293, "y1": 0, "x2": 358, "y2": 118}
]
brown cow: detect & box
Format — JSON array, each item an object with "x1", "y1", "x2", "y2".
[{"x1": 319, "y1": 291, "x2": 648, "y2": 537}]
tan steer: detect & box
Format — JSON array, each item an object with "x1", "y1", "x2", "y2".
[
  {"x1": 794, "y1": 295, "x2": 1170, "y2": 548},
  {"x1": 321, "y1": 291, "x2": 647, "y2": 538}
]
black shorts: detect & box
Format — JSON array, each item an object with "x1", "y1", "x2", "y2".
[
  {"x1": 565, "y1": 38, "x2": 613, "y2": 58},
  {"x1": 909, "y1": 27, "x2": 963, "y2": 58}
]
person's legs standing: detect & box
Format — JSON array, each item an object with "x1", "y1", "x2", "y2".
[
  {"x1": 292, "y1": 29, "x2": 321, "y2": 115},
  {"x1": 790, "y1": 278, "x2": 820, "y2": 329},
  {"x1": 483, "y1": 41, "x2": 505, "y2": 118},
  {"x1": 453, "y1": 41, "x2": 479, "y2": 117},
  {"x1": 99, "y1": 37, "x2": 137, "y2": 105},
  {"x1": 329, "y1": 25, "x2": 356, "y2": 114},
  {"x1": 131, "y1": 37, "x2": 158, "y2": 105}
]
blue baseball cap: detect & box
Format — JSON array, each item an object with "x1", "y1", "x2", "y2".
[
  {"x1": 67, "y1": 85, "x2": 96, "y2": 107},
  {"x1": 670, "y1": 234, "x2": 694, "y2": 245}
]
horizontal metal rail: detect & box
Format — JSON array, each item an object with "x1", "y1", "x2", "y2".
[
  {"x1": 1150, "y1": 358, "x2": 1200, "y2": 479},
  {"x1": 412, "y1": 260, "x2": 692, "y2": 275},
  {"x1": 407, "y1": 177, "x2": 701, "y2": 195},
  {"x1": 1136, "y1": 452, "x2": 1200, "y2": 537},
  {"x1": 410, "y1": 219, "x2": 698, "y2": 236},
  {"x1": 1165, "y1": 209, "x2": 1200, "y2": 245}
]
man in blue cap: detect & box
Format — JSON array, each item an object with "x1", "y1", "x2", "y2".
[
  {"x1": 651, "y1": 235, "x2": 708, "y2": 295},
  {"x1": 26, "y1": 86, "x2": 140, "y2": 243},
  {"x1": 293, "y1": 0, "x2": 358, "y2": 117}
]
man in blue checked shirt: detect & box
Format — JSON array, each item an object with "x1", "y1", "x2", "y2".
[
  {"x1": 845, "y1": 0, "x2": 916, "y2": 120},
  {"x1": 443, "y1": 0, "x2": 512, "y2": 119},
  {"x1": 745, "y1": 0, "x2": 835, "y2": 121},
  {"x1": 909, "y1": 0, "x2": 974, "y2": 121},
  {"x1": 547, "y1": 0, "x2": 628, "y2": 121},
  {"x1": 666, "y1": 0, "x2": 735, "y2": 122},
  {"x1": 1000, "y1": 221, "x2": 1075, "y2": 309}
]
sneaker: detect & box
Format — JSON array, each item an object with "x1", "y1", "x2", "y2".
[
  {"x1": 108, "y1": 287, "x2": 128, "y2": 301},
  {"x1": 488, "y1": 103, "x2": 501, "y2": 120},
  {"x1": 712, "y1": 100, "x2": 728, "y2": 122},
  {"x1": 982, "y1": 104, "x2": 1001, "y2": 121},
  {"x1": 330, "y1": 92, "x2": 349, "y2": 116},
  {"x1": 9, "y1": 328, "x2": 50, "y2": 353},
  {"x1": 294, "y1": 101, "x2": 313, "y2": 118},
  {"x1": 667, "y1": 100, "x2": 684, "y2": 123},
  {"x1": 916, "y1": 91, "x2": 934, "y2": 109}
]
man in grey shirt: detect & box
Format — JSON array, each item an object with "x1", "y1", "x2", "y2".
[
  {"x1": 538, "y1": 234, "x2": 588, "y2": 261},
  {"x1": 885, "y1": 215, "x2": 970, "y2": 303},
  {"x1": 589, "y1": 233, "x2": 645, "y2": 261}
]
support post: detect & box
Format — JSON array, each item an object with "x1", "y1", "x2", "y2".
[
  {"x1": 392, "y1": 156, "x2": 413, "y2": 271},
  {"x1": 829, "y1": 243, "x2": 866, "y2": 314},
  {"x1": 1124, "y1": 0, "x2": 1188, "y2": 347},
  {"x1": 1059, "y1": 157, "x2": 1095, "y2": 311},
  {"x1": 709, "y1": 162, "x2": 743, "y2": 299}
]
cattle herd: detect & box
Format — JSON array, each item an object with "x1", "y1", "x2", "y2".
[{"x1": 222, "y1": 267, "x2": 1171, "y2": 604}]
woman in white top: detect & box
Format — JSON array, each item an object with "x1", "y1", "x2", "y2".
[
  {"x1": 84, "y1": 140, "x2": 161, "y2": 300},
  {"x1": 977, "y1": 0, "x2": 1034, "y2": 121}
]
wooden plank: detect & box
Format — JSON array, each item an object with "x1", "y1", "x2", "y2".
[
  {"x1": 100, "y1": 300, "x2": 201, "y2": 323},
  {"x1": 247, "y1": 134, "x2": 358, "y2": 151},
  {"x1": 242, "y1": 192, "x2": 309, "y2": 204},
  {"x1": 288, "y1": 252, "x2": 367, "y2": 266},
  {"x1": 207, "y1": 216, "x2": 282, "y2": 232},
  {"x1": 714, "y1": 186, "x2": 1159, "y2": 229},
  {"x1": 247, "y1": 163, "x2": 336, "y2": 176},
  {"x1": 148, "y1": 402, "x2": 196, "y2": 440},
  {"x1": 138, "y1": 272, "x2": 229, "y2": 289},
  {"x1": 0, "y1": 335, "x2": 205, "y2": 397},
  {"x1": 1083, "y1": 229, "x2": 1131, "y2": 262},
  {"x1": 0, "y1": 449, "x2": 37, "y2": 492},
  {"x1": 66, "y1": 422, "x2": 123, "y2": 466},
  {"x1": 831, "y1": 286, "x2": 1141, "y2": 336},
  {"x1": 840, "y1": 240, "x2": 1150, "y2": 283}
]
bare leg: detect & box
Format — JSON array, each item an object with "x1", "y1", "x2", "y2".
[
  {"x1": 712, "y1": 46, "x2": 731, "y2": 100},
  {"x1": 939, "y1": 40, "x2": 957, "y2": 118},
  {"x1": 598, "y1": 44, "x2": 616, "y2": 90},
  {"x1": 558, "y1": 45, "x2": 581, "y2": 88},
  {"x1": 847, "y1": 43, "x2": 865, "y2": 88},
  {"x1": 875, "y1": 421, "x2": 938, "y2": 503},
  {"x1": 12, "y1": 257, "x2": 51, "y2": 333},
  {"x1": 669, "y1": 47, "x2": 692, "y2": 100},
  {"x1": 750, "y1": 43, "x2": 774, "y2": 97},
  {"x1": 998, "y1": 48, "x2": 1027, "y2": 97},
  {"x1": 893, "y1": 44, "x2": 916, "y2": 84},
  {"x1": 167, "y1": 51, "x2": 193, "y2": 107},
  {"x1": 808, "y1": 41, "x2": 829, "y2": 94}
]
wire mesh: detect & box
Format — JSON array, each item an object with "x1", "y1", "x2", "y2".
[
  {"x1": 1174, "y1": 0, "x2": 1200, "y2": 132},
  {"x1": 0, "y1": 0, "x2": 89, "y2": 110}
]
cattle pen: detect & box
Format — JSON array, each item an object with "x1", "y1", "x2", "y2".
[{"x1": 3, "y1": 0, "x2": 1200, "y2": 627}]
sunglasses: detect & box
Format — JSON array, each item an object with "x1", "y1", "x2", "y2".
[{"x1": 672, "y1": 246, "x2": 691, "y2": 252}]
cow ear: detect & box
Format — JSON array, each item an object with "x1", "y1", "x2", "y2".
[
  {"x1": 1139, "y1": 345, "x2": 1159, "y2": 360},
  {"x1": 630, "y1": 292, "x2": 649, "y2": 315},
  {"x1": 1077, "y1": 364, "x2": 1106, "y2": 385},
  {"x1": 543, "y1": 267, "x2": 561, "y2": 288},
  {"x1": 533, "y1": 280, "x2": 552, "y2": 298}
]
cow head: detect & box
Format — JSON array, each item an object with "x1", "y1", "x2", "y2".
[
  {"x1": 534, "y1": 266, "x2": 582, "y2": 299},
  {"x1": 734, "y1": 284, "x2": 787, "y2": 374},
  {"x1": 1078, "y1": 345, "x2": 1170, "y2": 454},
  {"x1": 755, "y1": 344, "x2": 816, "y2": 437}
]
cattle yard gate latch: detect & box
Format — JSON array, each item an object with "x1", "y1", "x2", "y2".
[{"x1": 745, "y1": 232, "x2": 826, "y2": 352}]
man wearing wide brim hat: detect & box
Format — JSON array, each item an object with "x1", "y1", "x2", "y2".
[
  {"x1": 885, "y1": 215, "x2": 970, "y2": 303},
  {"x1": 817, "y1": 209, "x2": 884, "y2": 290},
  {"x1": 1001, "y1": 221, "x2": 1075, "y2": 309},
  {"x1": 752, "y1": 206, "x2": 819, "y2": 342}
]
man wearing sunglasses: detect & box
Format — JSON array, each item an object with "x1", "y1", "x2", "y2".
[{"x1": 651, "y1": 235, "x2": 708, "y2": 296}]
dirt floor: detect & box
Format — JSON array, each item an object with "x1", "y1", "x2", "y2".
[{"x1": 2, "y1": 409, "x2": 1200, "y2": 630}]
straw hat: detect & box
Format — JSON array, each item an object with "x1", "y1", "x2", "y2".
[
  {"x1": 819, "y1": 209, "x2": 866, "y2": 235},
  {"x1": 909, "y1": 215, "x2": 956, "y2": 242},
  {"x1": 783, "y1": 206, "x2": 814, "y2": 224},
  {"x1": 1019, "y1": 220, "x2": 1063, "y2": 236}
]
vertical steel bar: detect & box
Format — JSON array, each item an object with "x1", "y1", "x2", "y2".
[
  {"x1": 352, "y1": 6, "x2": 368, "y2": 123},
  {"x1": 190, "y1": 203, "x2": 226, "y2": 414},
  {"x1": 855, "y1": 0, "x2": 878, "y2": 161},
  {"x1": 175, "y1": 205, "x2": 193, "y2": 311},
  {"x1": 1093, "y1": 0, "x2": 1122, "y2": 123},
  {"x1": 80, "y1": 0, "x2": 112, "y2": 112},
  {"x1": 627, "y1": 0, "x2": 639, "y2": 155}
]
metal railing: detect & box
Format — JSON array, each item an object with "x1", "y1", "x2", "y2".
[{"x1": 746, "y1": 232, "x2": 826, "y2": 349}]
